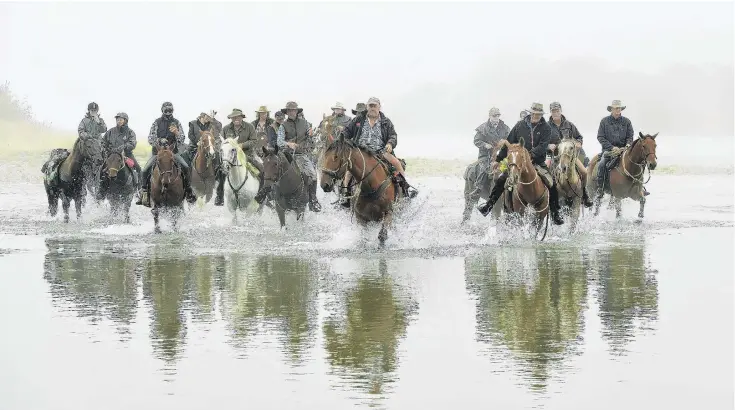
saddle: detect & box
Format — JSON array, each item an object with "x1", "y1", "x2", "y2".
[
  {"x1": 534, "y1": 165, "x2": 554, "y2": 188},
  {"x1": 42, "y1": 148, "x2": 70, "y2": 186}
]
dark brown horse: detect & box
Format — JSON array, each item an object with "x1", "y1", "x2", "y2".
[
  {"x1": 319, "y1": 134, "x2": 405, "y2": 244},
  {"x1": 587, "y1": 132, "x2": 658, "y2": 219},
  {"x1": 99, "y1": 151, "x2": 136, "y2": 223},
  {"x1": 260, "y1": 145, "x2": 308, "y2": 228},
  {"x1": 150, "y1": 142, "x2": 185, "y2": 233},
  {"x1": 191, "y1": 130, "x2": 217, "y2": 205},
  {"x1": 499, "y1": 138, "x2": 550, "y2": 240},
  {"x1": 42, "y1": 136, "x2": 98, "y2": 223}
]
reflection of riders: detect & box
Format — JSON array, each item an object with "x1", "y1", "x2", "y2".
[
  {"x1": 97, "y1": 112, "x2": 140, "y2": 200},
  {"x1": 477, "y1": 102, "x2": 565, "y2": 226},
  {"x1": 338, "y1": 97, "x2": 418, "y2": 208},
  {"x1": 188, "y1": 111, "x2": 225, "y2": 205},
  {"x1": 137, "y1": 102, "x2": 196, "y2": 206},
  {"x1": 595, "y1": 100, "x2": 648, "y2": 197},
  {"x1": 471, "y1": 107, "x2": 510, "y2": 198},
  {"x1": 282, "y1": 101, "x2": 322, "y2": 212},
  {"x1": 222, "y1": 108, "x2": 267, "y2": 204}
]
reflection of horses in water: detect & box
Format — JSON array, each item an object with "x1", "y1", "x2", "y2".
[
  {"x1": 42, "y1": 136, "x2": 100, "y2": 222},
  {"x1": 552, "y1": 137, "x2": 584, "y2": 230},
  {"x1": 191, "y1": 130, "x2": 218, "y2": 205},
  {"x1": 261, "y1": 146, "x2": 309, "y2": 228},
  {"x1": 499, "y1": 138, "x2": 551, "y2": 241},
  {"x1": 150, "y1": 142, "x2": 185, "y2": 233},
  {"x1": 587, "y1": 132, "x2": 658, "y2": 219},
  {"x1": 320, "y1": 134, "x2": 408, "y2": 245},
  {"x1": 219, "y1": 138, "x2": 261, "y2": 222},
  {"x1": 99, "y1": 151, "x2": 136, "y2": 223},
  {"x1": 462, "y1": 140, "x2": 504, "y2": 223}
]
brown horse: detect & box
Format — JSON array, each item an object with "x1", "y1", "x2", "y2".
[
  {"x1": 99, "y1": 151, "x2": 135, "y2": 223},
  {"x1": 42, "y1": 136, "x2": 97, "y2": 223},
  {"x1": 552, "y1": 136, "x2": 584, "y2": 230},
  {"x1": 191, "y1": 130, "x2": 218, "y2": 205},
  {"x1": 260, "y1": 146, "x2": 308, "y2": 228},
  {"x1": 499, "y1": 138, "x2": 550, "y2": 240},
  {"x1": 587, "y1": 132, "x2": 658, "y2": 219},
  {"x1": 319, "y1": 134, "x2": 405, "y2": 244},
  {"x1": 150, "y1": 142, "x2": 185, "y2": 233}
]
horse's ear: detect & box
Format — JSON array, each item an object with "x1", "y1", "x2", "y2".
[
  {"x1": 262, "y1": 145, "x2": 268, "y2": 156},
  {"x1": 638, "y1": 131, "x2": 644, "y2": 139},
  {"x1": 518, "y1": 136, "x2": 525, "y2": 147},
  {"x1": 651, "y1": 132, "x2": 658, "y2": 139}
]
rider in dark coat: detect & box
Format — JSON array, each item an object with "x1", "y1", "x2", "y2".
[
  {"x1": 97, "y1": 112, "x2": 139, "y2": 200},
  {"x1": 477, "y1": 102, "x2": 565, "y2": 225},
  {"x1": 471, "y1": 107, "x2": 510, "y2": 197}
]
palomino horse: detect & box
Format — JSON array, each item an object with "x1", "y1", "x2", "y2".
[
  {"x1": 320, "y1": 134, "x2": 406, "y2": 244},
  {"x1": 462, "y1": 140, "x2": 505, "y2": 223},
  {"x1": 220, "y1": 138, "x2": 261, "y2": 222},
  {"x1": 261, "y1": 145, "x2": 309, "y2": 228},
  {"x1": 553, "y1": 136, "x2": 584, "y2": 230},
  {"x1": 150, "y1": 141, "x2": 186, "y2": 233},
  {"x1": 191, "y1": 130, "x2": 218, "y2": 206},
  {"x1": 99, "y1": 151, "x2": 136, "y2": 223},
  {"x1": 587, "y1": 132, "x2": 658, "y2": 219},
  {"x1": 499, "y1": 138, "x2": 551, "y2": 240},
  {"x1": 42, "y1": 136, "x2": 98, "y2": 222}
]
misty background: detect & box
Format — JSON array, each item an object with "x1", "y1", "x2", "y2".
[{"x1": 0, "y1": 1, "x2": 733, "y2": 160}]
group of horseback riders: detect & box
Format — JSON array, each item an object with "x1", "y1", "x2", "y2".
[
  {"x1": 473, "y1": 99, "x2": 644, "y2": 225},
  {"x1": 80, "y1": 97, "x2": 419, "y2": 212}
]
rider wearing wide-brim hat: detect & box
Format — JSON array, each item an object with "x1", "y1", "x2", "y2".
[
  {"x1": 281, "y1": 101, "x2": 322, "y2": 212},
  {"x1": 222, "y1": 108, "x2": 268, "y2": 203},
  {"x1": 251, "y1": 105, "x2": 274, "y2": 159},
  {"x1": 352, "y1": 103, "x2": 367, "y2": 116}
]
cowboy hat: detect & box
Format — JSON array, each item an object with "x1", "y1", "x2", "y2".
[
  {"x1": 280, "y1": 101, "x2": 303, "y2": 114},
  {"x1": 488, "y1": 107, "x2": 501, "y2": 116},
  {"x1": 331, "y1": 102, "x2": 346, "y2": 111},
  {"x1": 227, "y1": 108, "x2": 246, "y2": 119},
  {"x1": 607, "y1": 100, "x2": 626, "y2": 112},
  {"x1": 352, "y1": 103, "x2": 367, "y2": 115},
  {"x1": 255, "y1": 105, "x2": 270, "y2": 114},
  {"x1": 529, "y1": 102, "x2": 545, "y2": 115}
]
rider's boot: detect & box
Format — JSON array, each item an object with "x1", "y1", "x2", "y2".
[
  {"x1": 182, "y1": 169, "x2": 197, "y2": 204},
  {"x1": 214, "y1": 171, "x2": 225, "y2": 206},
  {"x1": 549, "y1": 186, "x2": 565, "y2": 226},
  {"x1": 341, "y1": 185, "x2": 353, "y2": 208},
  {"x1": 581, "y1": 185, "x2": 594, "y2": 208},
  {"x1": 308, "y1": 180, "x2": 322, "y2": 212},
  {"x1": 396, "y1": 174, "x2": 418, "y2": 198},
  {"x1": 477, "y1": 177, "x2": 504, "y2": 217}
]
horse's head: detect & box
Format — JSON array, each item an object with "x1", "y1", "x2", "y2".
[
  {"x1": 319, "y1": 134, "x2": 352, "y2": 193},
  {"x1": 220, "y1": 138, "x2": 239, "y2": 175},
  {"x1": 198, "y1": 130, "x2": 216, "y2": 162},
  {"x1": 502, "y1": 138, "x2": 532, "y2": 186},
  {"x1": 156, "y1": 144, "x2": 176, "y2": 186},
  {"x1": 103, "y1": 151, "x2": 125, "y2": 179},
  {"x1": 633, "y1": 132, "x2": 658, "y2": 170},
  {"x1": 556, "y1": 137, "x2": 579, "y2": 174},
  {"x1": 261, "y1": 144, "x2": 285, "y2": 193}
]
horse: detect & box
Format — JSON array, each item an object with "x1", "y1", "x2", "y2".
[
  {"x1": 220, "y1": 138, "x2": 261, "y2": 222},
  {"x1": 42, "y1": 136, "x2": 99, "y2": 223},
  {"x1": 498, "y1": 138, "x2": 551, "y2": 240},
  {"x1": 552, "y1": 136, "x2": 584, "y2": 230},
  {"x1": 586, "y1": 132, "x2": 658, "y2": 219},
  {"x1": 99, "y1": 151, "x2": 136, "y2": 223},
  {"x1": 80, "y1": 137, "x2": 104, "y2": 206},
  {"x1": 149, "y1": 141, "x2": 186, "y2": 233},
  {"x1": 314, "y1": 114, "x2": 344, "y2": 205},
  {"x1": 319, "y1": 134, "x2": 407, "y2": 244},
  {"x1": 190, "y1": 130, "x2": 218, "y2": 206},
  {"x1": 261, "y1": 145, "x2": 309, "y2": 228},
  {"x1": 462, "y1": 140, "x2": 505, "y2": 223}
]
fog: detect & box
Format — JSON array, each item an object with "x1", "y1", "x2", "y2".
[{"x1": 1, "y1": 1, "x2": 733, "y2": 147}]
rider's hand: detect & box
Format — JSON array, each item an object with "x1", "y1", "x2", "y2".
[
  {"x1": 485, "y1": 143, "x2": 493, "y2": 149},
  {"x1": 169, "y1": 124, "x2": 179, "y2": 136},
  {"x1": 286, "y1": 142, "x2": 297, "y2": 150},
  {"x1": 548, "y1": 144, "x2": 556, "y2": 152},
  {"x1": 385, "y1": 143, "x2": 393, "y2": 153}
]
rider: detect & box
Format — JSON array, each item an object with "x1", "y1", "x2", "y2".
[
  {"x1": 188, "y1": 111, "x2": 225, "y2": 206},
  {"x1": 282, "y1": 101, "x2": 322, "y2": 212},
  {"x1": 137, "y1": 101, "x2": 197, "y2": 206},
  {"x1": 338, "y1": 97, "x2": 419, "y2": 207},
  {"x1": 548, "y1": 101, "x2": 593, "y2": 207},
  {"x1": 471, "y1": 107, "x2": 510, "y2": 197},
  {"x1": 251, "y1": 106, "x2": 273, "y2": 159},
  {"x1": 320, "y1": 102, "x2": 352, "y2": 129},
  {"x1": 519, "y1": 110, "x2": 529, "y2": 122},
  {"x1": 78, "y1": 102, "x2": 107, "y2": 141},
  {"x1": 222, "y1": 108, "x2": 267, "y2": 204},
  {"x1": 595, "y1": 99, "x2": 648, "y2": 198},
  {"x1": 477, "y1": 102, "x2": 565, "y2": 225},
  {"x1": 267, "y1": 111, "x2": 287, "y2": 151},
  {"x1": 97, "y1": 112, "x2": 139, "y2": 200},
  {"x1": 352, "y1": 103, "x2": 367, "y2": 117}
]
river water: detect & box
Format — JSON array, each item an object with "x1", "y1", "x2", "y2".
[{"x1": 0, "y1": 148, "x2": 733, "y2": 409}]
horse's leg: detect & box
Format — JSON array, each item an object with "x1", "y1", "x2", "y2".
[
  {"x1": 615, "y1": 197, "x2": 622, "y2": 218},
  {"x1": 638, "y1": 195, "x2": 646, "y2": 219},
  {"x1": 172, "y1": 206, "x2": 182, "y2": 232},
  {"x1": 46, "y1": 185, "x2": 59, "y2": 217},
  {"x1": 152, "y1": 206, "x2": 161, "y2": 233},
  {"x1": 379, "y1": 210, "x2": 392, "y2": 245},
  {"x1": 277, "y1": 206, "x2": 286, "y2": 228},
  {"x1": 462, "y1": 179, "x2": 475, "y2": 223},
  {"x1": 61, "y1": 194, "x2": 71, "y2": 223},
  {"x1": 124, "y1": 197, "x2": 132, "y2": 224}
]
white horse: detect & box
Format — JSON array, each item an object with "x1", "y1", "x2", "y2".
[{"x1": 220, "y1": 138, "x2": 260, "y2": 222}]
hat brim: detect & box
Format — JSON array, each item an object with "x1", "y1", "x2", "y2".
[
  {"x1": 331, "y1": 107, "x2": 346, "y2": 111},
  {"x1": 352, "y1": 109, "x2": 366, "y2": 115},
  {"x1": 530, "y1": 110, "x2": 545, "y2": 115},
  {"x1": 227, "y1": 113, "x2": 246, "y2": 119},
  {"x1": 281, "y1": 108, "x2": 303, "y2": 114},
  {"x1": 607, "y1": 106, "x2": 626, "y2": 112}
]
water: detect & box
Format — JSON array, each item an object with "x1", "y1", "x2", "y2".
[{"x1": 0, "y1": 154, "x2": 733, "y2": 408}]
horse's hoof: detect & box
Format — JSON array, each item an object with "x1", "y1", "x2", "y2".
[
  {"x1": 638, "y1": 213, "x2": 644, "y2": 219},
  {"x1": 154, "y1": 227, "x2": 162, "y2": 234}
]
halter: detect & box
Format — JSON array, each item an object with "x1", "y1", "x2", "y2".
[
  {"x1": 105, "y1": 152, "x2": 125, "y2": 177},
  {"x1": 619, "y1": 136, "x2": 657, "y2": 186},
  {"x1": 321, "y1": 142, "x2": 386, "y2": 197}
]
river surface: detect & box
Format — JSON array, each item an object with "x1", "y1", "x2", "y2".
[{"x1": 0, "y1": 168, "x2": 733, "y2": 409}]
